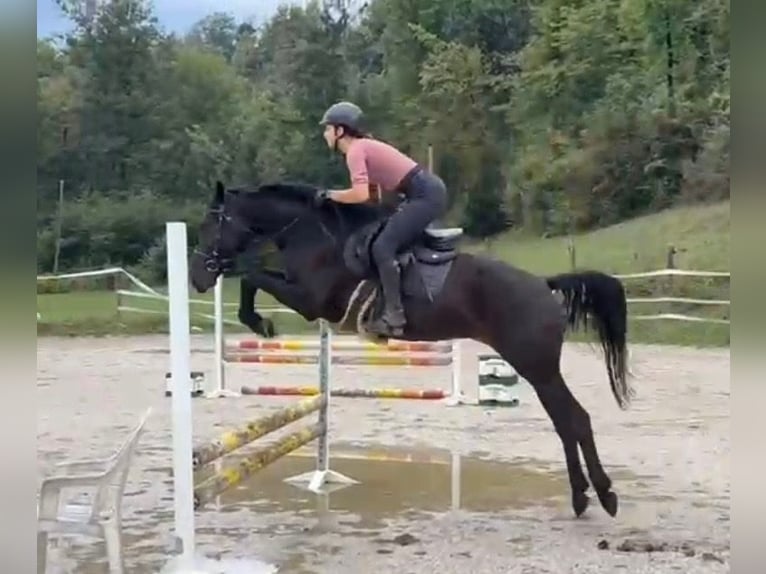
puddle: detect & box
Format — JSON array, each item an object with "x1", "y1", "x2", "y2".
[
  {"x1": 49, "y1": 443, "x2": 577, "y2": 573},
  {"x1": 202, "y1": 442, "x2": 570, "y2": 520}
]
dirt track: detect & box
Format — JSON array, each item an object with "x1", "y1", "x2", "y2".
[{"x1": 37, "y1": 335, "x2": 730, "y2": 573}]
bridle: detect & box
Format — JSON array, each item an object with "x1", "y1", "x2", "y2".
[
  {"x1": 193, "y1": 205, "x2": 247, "y2": 274},
  {"x1": 193, "y1": 202, "x2": 306, "y2": 275}
]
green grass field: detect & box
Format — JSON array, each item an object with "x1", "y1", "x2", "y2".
[
  {"x1": 37, "y1": 201, "x2": 730, "y2": 346},
  {"x1": 36, "y1": 276, "x2": 315, "y2": 337},
  {"x1": 468, "y1": 200, "x2": 729, "y2": 274}
]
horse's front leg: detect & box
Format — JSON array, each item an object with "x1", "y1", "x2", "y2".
[
  {"x1": 237, "y1": 276, "x2": 276, "y2": 338},
  {"x1": 243, "y1": 269, "x2": 321, "y2": 327}
]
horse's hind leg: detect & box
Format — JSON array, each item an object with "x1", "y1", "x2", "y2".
[
  {"x1": 520, "y1": 361, "x2": 618, "y2": 517},
  {"x1": 523, "y1": 364, "x2": 593, "y2": 517},
  {"x1": 485, "y1": 303, "x2": 617, "y2": 516},
  {"x1": 553, "y1": 371, "x2": 618, "y2": 516}
]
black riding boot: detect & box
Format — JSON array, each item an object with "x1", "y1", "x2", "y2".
[{"x1": 367, "y1": 261, "x2": 406, "y2": 337}]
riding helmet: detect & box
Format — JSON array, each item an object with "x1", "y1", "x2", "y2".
[{"x1": 319, "y1": 101, "x2": 365, "y2": 133}]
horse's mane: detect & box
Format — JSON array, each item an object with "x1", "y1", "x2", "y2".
[
  {"x1": 246, "y1": 181, "x2": 319, "y2": 201},
  {"x1": 231, "y1": 181, "x2": 388, "y2": 227}
]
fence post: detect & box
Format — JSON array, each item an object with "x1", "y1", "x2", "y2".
[
  {"x1": 567, "y1": 238, "x2": 576, "y2": 270},
  {"x1": 666, "y1": 244, "x2": 677, "y2": 269},
  {"x1": 666, "y1": 244, "x2": 677, "y2": 295},
  {"x1": 427, "y1": 144, "x2": 434, "y2": 171}
]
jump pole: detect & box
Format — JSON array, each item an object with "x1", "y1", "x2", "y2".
[
  {"x1": 209, "y1": 269, "x2": 466, "y2": 405},
  {"x1": 166, "y1": 222, "x2": 197, "y2": 565}
]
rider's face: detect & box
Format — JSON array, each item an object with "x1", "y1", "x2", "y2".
[
  {"x1": 323, "y1": 124, "x2": 335, "y2": 149},
  {"x1": 323, "y1": 124, "x2": 343, "y2": 149}
]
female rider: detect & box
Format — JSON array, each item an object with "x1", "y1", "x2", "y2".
[{"x1": 316, "y1": 101, "x2": 448, "y2": 337}]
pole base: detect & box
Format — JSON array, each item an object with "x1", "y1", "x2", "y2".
[
  {"x1": 203, "y1": 389, "x2": 241, "y2": 399},
  {"x1": 284, "y1": 469, "x2": 359, "y2": 494},
  {"x1": 442, "y1": 392, "x2": 478, "y2": 406}
]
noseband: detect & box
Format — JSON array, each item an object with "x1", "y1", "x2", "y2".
[{"x1": 193, "y1": 206, "x2": 247, "y2": 274}]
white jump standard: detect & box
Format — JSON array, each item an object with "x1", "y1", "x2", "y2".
[{"x1": 164, "y1": 221, "x2": 356, "y2": 572}]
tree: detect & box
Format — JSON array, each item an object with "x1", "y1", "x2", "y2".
[
  {"x1": 37, "y1": 0, "x2": 729, "y2": 272},
  {"x1": 186, "y1": 12, "x2": 240, "y2": 62}
]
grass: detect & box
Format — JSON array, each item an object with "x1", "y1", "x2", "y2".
[
  {"x1": 37, "y1": 201, "x2": 730, "y2": 346},
  {"x1": 36, "y1": 277, "x2": 317, "y2": 337},
  {"x1": 465, "y1": 200, "x2": 730, "y2": 347},
  {"x1": 469, "y1": 201, "x2": 729, "y2": 274}
]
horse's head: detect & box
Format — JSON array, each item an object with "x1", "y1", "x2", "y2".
[
  {"x1": 189, "y1": 180, "x2": 321, "y2": 292},
  {"x1": 190, "y1": 181, "x2": 248, "y2": 292}
]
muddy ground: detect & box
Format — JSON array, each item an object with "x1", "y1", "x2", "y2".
[{"x1": 37, "y1": 335, "x2": 730, "y2": 573}]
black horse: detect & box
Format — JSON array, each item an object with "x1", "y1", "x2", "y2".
[
  {"x1": 233, "y1": 247, "x2": 281, "y2": 338},
  {"x1": 190, "y1": 181, "x2": 634, "y2": 518}
]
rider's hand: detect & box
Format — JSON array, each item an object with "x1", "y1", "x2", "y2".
[{"x1": 314, "y1": 188, "x2": 331, "y2": 207}]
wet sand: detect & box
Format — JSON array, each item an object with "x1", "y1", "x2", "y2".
[{"x1": 37, "y1": 335, "x2": 730, "y2": 573}]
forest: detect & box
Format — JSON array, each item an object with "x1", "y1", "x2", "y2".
[{"x1": 37, "y1": 0, "x2": 730, "y2": 278}]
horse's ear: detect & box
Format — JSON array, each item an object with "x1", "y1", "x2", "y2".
[{"x1": 215, "y1": 180, "x2": 225, "y2": 204}]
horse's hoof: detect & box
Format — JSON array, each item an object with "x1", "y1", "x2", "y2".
[
  {"x1": 259, "y1": 318, "x2": 276, "y2": 338},
  {"x1": 572, "y1": 492, "x2": 589, "y2": 517},
  {"x1": 598, "y1": 490, "x2": 618, "y2": 517},
  {"x1": 239, "y1": 315, "x2": 276, "y2": 338}
]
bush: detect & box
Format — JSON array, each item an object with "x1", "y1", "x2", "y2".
[
  {"x1": 680, "y1": 122, "x2": 730, "y2": 204},
  {"x1": 460, "y1": 185, "x2": 512, "y2": 238},
  {"x1": 510, "y1": 110, "x2": 716, "y2": 235},
  {"x1": 36, "y1": 189, "x2": 205, "y2": 276}
]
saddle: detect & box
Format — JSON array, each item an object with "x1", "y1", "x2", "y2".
[{"x1": 342, "y1": 219, "x2": 463, "y2": 303}]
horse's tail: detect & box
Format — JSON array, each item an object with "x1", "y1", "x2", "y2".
[{"x1": 546, "y1": 271, "x2": 634, "y2": 409}]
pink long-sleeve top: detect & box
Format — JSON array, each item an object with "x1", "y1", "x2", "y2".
[{"x1": 345, "y1": 138, "x2": 418, "y2": 193}]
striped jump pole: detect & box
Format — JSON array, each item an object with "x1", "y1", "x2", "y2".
[
  {"x1": 205, "y1": 271, "x2": 465, "y2": 405},
  {"x1": 194, "y1": 423, "x2": 323, "y2": 509},
  {"x1": 227, "y1": 339, "x2": 454, "y2": 353},
  {"x1": 192, "y1": 395, "x2": 323, "y2": 470},
  {"x1": 240, "y1": 385, "x2": 448, "y2": 400},
  {"x1": 192, "y1": 319, "x2": 357, "y2": 509},
  {"x1": 225, "y1": 352, "x2": 453, "y2": 367},
  {"x1": 214, "y1": 338, "x2": 465, "y2": 406}
]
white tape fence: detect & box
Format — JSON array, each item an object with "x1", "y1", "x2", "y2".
[
  {"x1": 614, "y1": 268, "x2": 730, "y2": 325},
  {"x1": 37, "y1": 266, "x2": 160, "y2": 295},
  {"x1": 39, "y1": 265, "x2": 730, "y2": 328},
  {"x1": 116, "y1": 288, "x2": 296, "y2": 327}
]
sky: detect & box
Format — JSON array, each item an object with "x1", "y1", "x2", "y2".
[{"x1": 37, "y1": 0, "x2": 306, "y2": 39}]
